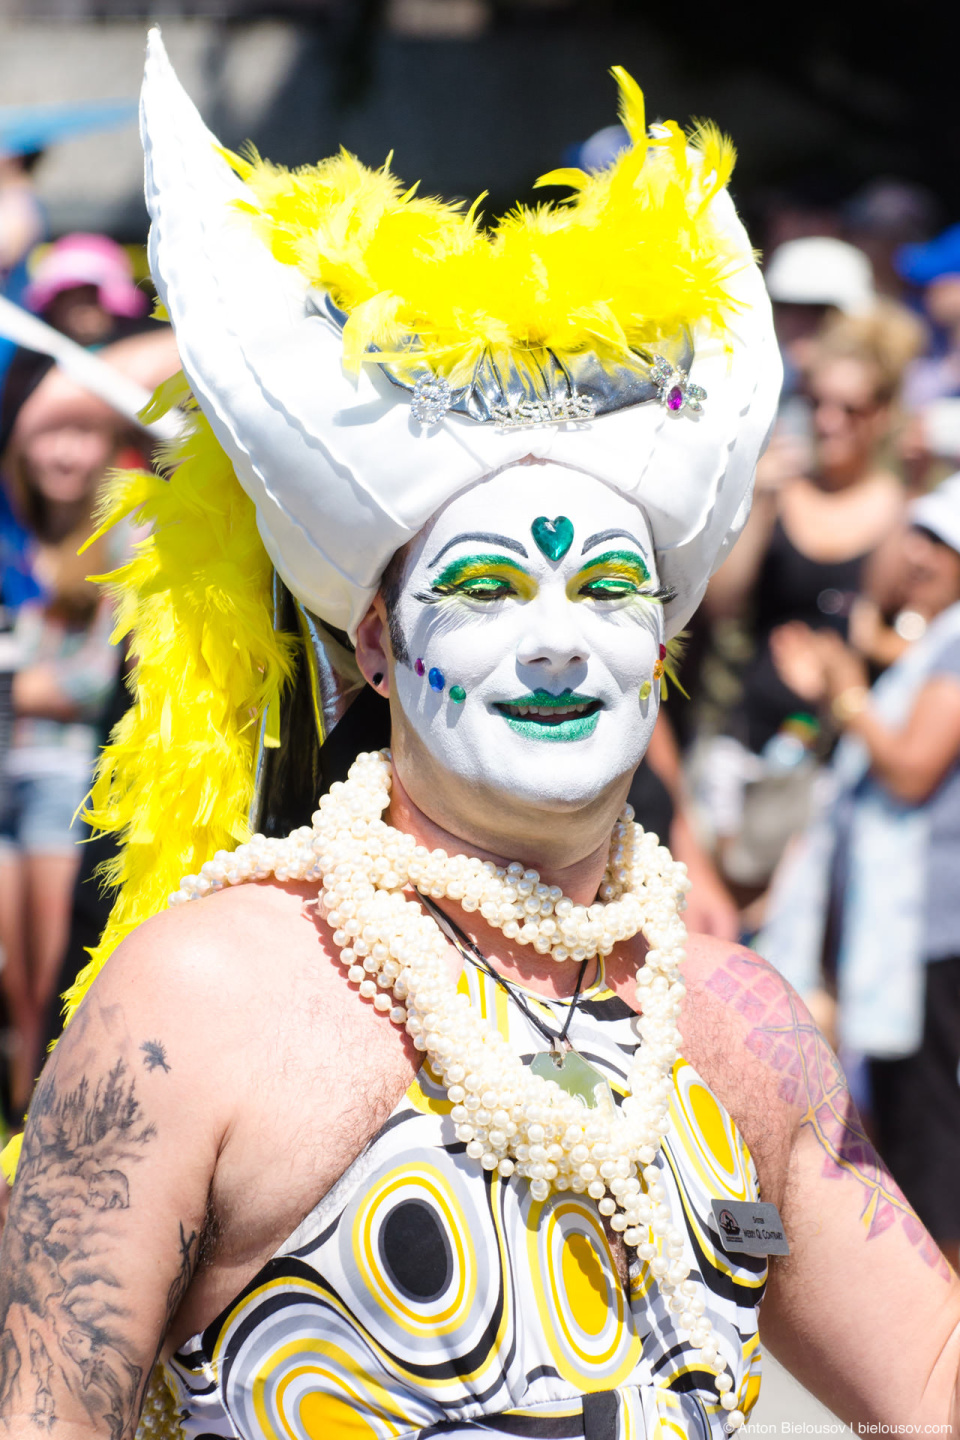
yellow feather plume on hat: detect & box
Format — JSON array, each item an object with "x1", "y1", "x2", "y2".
[{"x1": 230, "y1": 66, "x2": 740, "y2": 384}]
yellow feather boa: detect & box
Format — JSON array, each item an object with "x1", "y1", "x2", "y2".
[{"x1": 2, "y1": 382, "x2": 294, "y2": 1183}]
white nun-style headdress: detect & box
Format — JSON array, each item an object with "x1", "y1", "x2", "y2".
[{"x1": 140, "y1": 30, "x2": 780, "y2": 645}]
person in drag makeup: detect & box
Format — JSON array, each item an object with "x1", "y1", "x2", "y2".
[{"x1": 2, "y1": 34, "x2": 959, "y2": 1440}]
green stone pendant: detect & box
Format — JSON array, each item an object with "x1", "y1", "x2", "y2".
[{"x1": 530, "y1": 1048, "x2": 614, "y2": 1109}]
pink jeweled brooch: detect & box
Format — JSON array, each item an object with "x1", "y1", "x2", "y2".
[{"x1": 651, "y1": 355, "x2": 706, "y2": 415}]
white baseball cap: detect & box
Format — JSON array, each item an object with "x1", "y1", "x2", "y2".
[
  {"x1": 911, "y1": 471, "x2": 960, "y2": 556},
  {"x1": 765, "y1": 237, "x2": 876, "y2": 314}
]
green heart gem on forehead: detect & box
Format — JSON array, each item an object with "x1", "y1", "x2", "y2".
[{"x1": 531, "y1": 515, "x2": 574, "y2": 562}]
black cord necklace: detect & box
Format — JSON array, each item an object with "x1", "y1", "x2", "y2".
[{"x1": 417, "y1": 891, "x2": 593, "y2": 1053}]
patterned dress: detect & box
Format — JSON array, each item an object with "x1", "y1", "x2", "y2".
[{"x1": 163, "y1": 963, "x2": 766, "y2": 1439}]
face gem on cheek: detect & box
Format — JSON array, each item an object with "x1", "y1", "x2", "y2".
[
  {"x1": 450, "y1": 685, "x2": 466, "y2": 704},
  {"x1": 640, "y1": 681, "x2": 652, "y2": 701},
  {"x1": 428, "y1": 667, "x2": 446, "y2": 692},
  {"x1": 415, "y1": 658, "x2": 426, "y2": 677}
]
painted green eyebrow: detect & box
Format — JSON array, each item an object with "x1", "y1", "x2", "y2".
[
  {"x1": 575, "y1": 549, "x2": 652, "y2": 581},
  {"x1": 431, "y1": 552, "x2": 535, "y2": 589}
]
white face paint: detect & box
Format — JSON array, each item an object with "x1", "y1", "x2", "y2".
[{"x1": 389, "y1": 463, "x2": 666, "y2": 811}]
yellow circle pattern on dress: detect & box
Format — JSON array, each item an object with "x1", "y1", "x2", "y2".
[
  {"x1": 525, "y1": 1192, "x2": 642, "y2": 1390},
  {"x1": 672, "y1": 1061, "x2": 750, "y2": 1199},
  {"x1": 161, "y1": 969, "x2": 770, "y2": 1440},
  {"x1": 252, "y1": 1339, "x2": 407, "y2": 1440}
]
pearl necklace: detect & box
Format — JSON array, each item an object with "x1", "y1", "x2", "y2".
[{"x1": 170, "y1": 751, "x2": 745, "y2": 1430}]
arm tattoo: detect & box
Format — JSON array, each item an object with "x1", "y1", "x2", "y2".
[
  {"x1": 148, "y1": 1222, "x2": 198, "y2": 1380},
  {"x1": 0, "y1": 1057, "x2": 187, "y2": 1436},
  {"x1": 707, "y1": 949, "x2": 950, "y2": 1278},
  {"x1": 140, "y1": 1042, "x2": 171, "y2": 1075}
]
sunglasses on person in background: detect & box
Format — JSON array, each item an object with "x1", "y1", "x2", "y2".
[{"x1": 810, "y1": 395, "x2": 881, "y2": 419}]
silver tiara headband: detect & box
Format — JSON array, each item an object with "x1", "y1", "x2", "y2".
[{"x1": 310, "y1": 292, "x2": 705, "y2": 431}]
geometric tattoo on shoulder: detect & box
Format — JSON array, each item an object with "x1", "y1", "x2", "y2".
[
  {"x1": 0, "y1": 1056, "x2": 190, "y2": 1438},
  {"x1": 706, "y1": 949, "x2": 950, "y2": 1280},
  {"x1": 140, "y1": 1041, "x2": 171, "y2": 1074}
]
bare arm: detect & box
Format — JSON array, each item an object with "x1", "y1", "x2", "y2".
[
  {"x1": 9, "y1": 330, "x2": 181, "y2": 454},
  {"x1": 703, "y1": 433, "x2": 805, "y2": 621},
  {"x1": 0, "y1": 926, "x2": 227, "y2": 1440},
  {"x1": 11, "y1": 665, "x2": 81, "y2": 722},
  {"x1": 646, "y1": 713, "x2": 739, "y2": 940},
  {"x1": 771, "y1": 624, "x2": 960, "y2": 804},
  {"x1": 13, "y1": 599, "x2": 121, "y2": 724},
  {"x1": 817, "y1": 631, "x2": 960, "y2": 803},
  {"x1": 847, "y1": 675, "x2": 960, "y2": 802},
  {"x1": 682, "y1": 943, "x2": 960, "y2": 1427}
]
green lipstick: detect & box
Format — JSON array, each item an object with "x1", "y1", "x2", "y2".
[{"x1": 494, "y1": 689, "x2": 602, "y2": 743}]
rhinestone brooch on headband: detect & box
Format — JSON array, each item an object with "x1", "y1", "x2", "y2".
[
  {"x1": 409, "y1": 359, "x2": 704, "y2": 428},
  {"x1": 492, "y1": 394, "x2": 596, "y2": 431},
  {"x1": 411, "y1": 375, "x2": 453, "y2": 425},
  {"x1": 652, "y1": 355, "x2": 706, "y2": 414}
]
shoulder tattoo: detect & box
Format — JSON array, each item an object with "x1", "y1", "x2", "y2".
[{"x1": 706, "y1": 949, "x2": 949, "y2": 1277}]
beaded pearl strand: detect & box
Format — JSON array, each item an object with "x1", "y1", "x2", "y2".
[{"x1": 169, "y1": 750, "x2": 745, "y2": 1430}]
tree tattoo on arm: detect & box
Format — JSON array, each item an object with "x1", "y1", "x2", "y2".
[
  {"x1": 0, "y1": 1055, "x2": 195, "y2": 1437},
  {"x1": 706, "y1": 949, "x2": 949, "y2": 1277}
]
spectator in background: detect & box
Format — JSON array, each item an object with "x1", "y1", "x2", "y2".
[
  {"x1": 634, "y1": 712, "x2": 739, "y2": 941},
  {"x1": 699, "y1": 309, "x2": 922, "y2": 899},
  {"x1": 0, "y1": 370, "x2": 126, "y2": 1115},
  {"x1": 843, "y1": 178, "x2": 940, "y2": 302},
  {"x1": 895, "y1": 224, "x2": 960, "y2": 491},
  {"x1": 22, "y1": 232, "x2": 147, "y2": 348},
  {"x1": 0, "y1": 326, "x2": 178, "y2": 1116},
  {"x1": 764, "y1": 236, "x2": 876, "y2": 402},
  {"x1": 0, "y1": 148, "x2": 45, "y2": 397},
  {"x1": 0, "y1": 151, "x2": 44, "y2": 288},
  {"x1": 1, "y1": 233, "x2": 151, "y2": 450},
  {"x1": 757, "y1": 472, "x2": 960, "y2": 1267},
  {"x1": 897, "y1": 222, "x2": 960, "y2": 410}
]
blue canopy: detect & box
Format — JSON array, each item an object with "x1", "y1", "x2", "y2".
[{"x1": 0, "y1": 98, "x2": 137, "y2": 156}]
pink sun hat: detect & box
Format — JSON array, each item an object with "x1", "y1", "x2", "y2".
[{"x1": 24, "y1": 232, "x2": 147, "y2": 319}]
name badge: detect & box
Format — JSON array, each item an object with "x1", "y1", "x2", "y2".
[{"x1": 711, "y1": 1199, "x2": 790, "y2": 1256}]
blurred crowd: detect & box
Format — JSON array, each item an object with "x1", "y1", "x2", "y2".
[
  {"x1": 0, "y1": 149, "x2": 178, "y2": 1121},
  {"x1": 4, "y1": 132, "x2": 960, "y2": 1260},
  {"x1": 676, "y1": 187, "x2": 960, "y2": 1267}
]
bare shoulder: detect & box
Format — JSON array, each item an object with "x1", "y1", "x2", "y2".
[
  {"x1": 102, "y1": 879, "x2": 339, "y2": 1019},
  {"x1": 677, "y1": 936, "x2": 827, "y2": 1208},
  {"x1": 67, "y1": 879, "x2": 355, "y2": 1116}
]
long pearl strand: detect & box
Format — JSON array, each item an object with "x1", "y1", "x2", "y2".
[{"x1": 170, "y1": 751, "x2": 745, "y2": 1430}]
